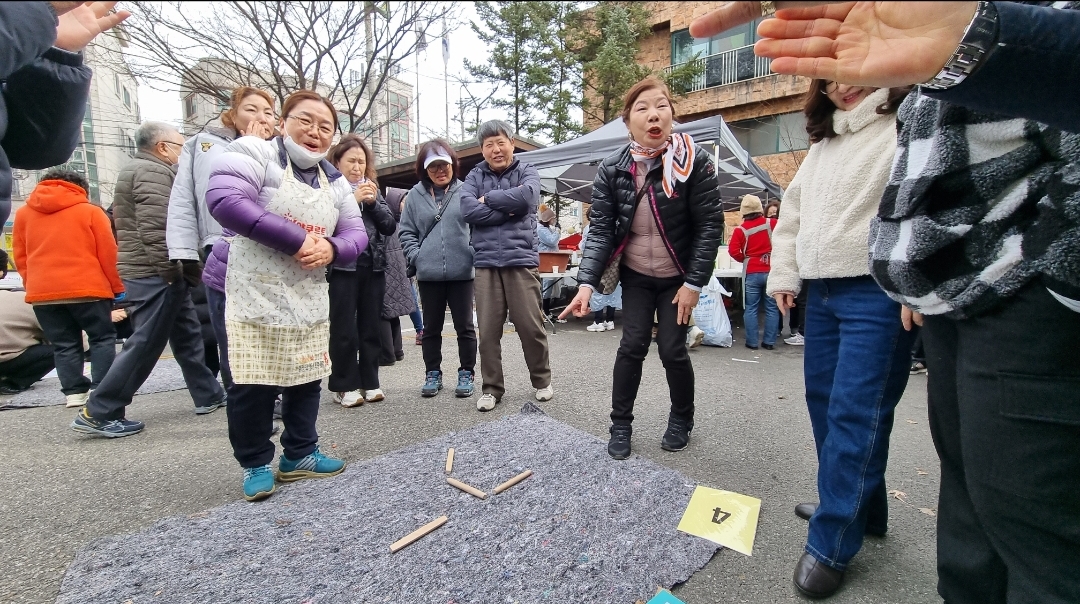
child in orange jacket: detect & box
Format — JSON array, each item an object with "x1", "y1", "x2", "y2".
[{"x1": 13, "y1": 170, "x2": 124, "y2": 408}]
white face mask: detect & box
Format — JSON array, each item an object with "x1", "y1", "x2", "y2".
[{"x1": 283, "y1": 135, "x2": 326, "y2": 169}]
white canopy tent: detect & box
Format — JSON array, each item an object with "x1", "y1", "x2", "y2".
[{"x1": 518, "y1": 116, "x2": 784, "y2": 212}]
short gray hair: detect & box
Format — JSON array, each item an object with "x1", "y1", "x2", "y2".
[
  {"x1": 135, "y1": 121, "x2": 179, "y2": 152},
  {"x1": 476, "y1": 119, "x2": 514, "y2": 146}
]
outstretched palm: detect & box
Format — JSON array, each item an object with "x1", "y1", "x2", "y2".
[
  {"x1": 55, "y1": 1, "x2": 130, "y2": 52},
  {"x1": 691, "y1": 1, "x2": 977, "y2": 89}
]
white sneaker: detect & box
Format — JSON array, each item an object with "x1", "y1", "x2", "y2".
[
  {"x1": 687, "y1": 326, "x2": 705, "y2": 349},
  {"x1": 476, "y1": 393, "x2": 499, "y2": 412},
  {"x1": 587, "y1": 322, "x2": 605, "y2": 332},
  {"x1": 334, "y1": 390, "x2": 364, "y2": 408},
  {"x1": 65, "y1": 391, "x2": 89, "y2": 408},
  {"x1": 535, "y1": 385, "x2": 554, "y2": 402},
  {"x1": 785, "y1": 333, "x2": 805, "y2": 346},
  {"x1": 604, "y1": 321, "x2": 615, "y2": 331},
  {"x1": 364, "y1": 389, "x2": 385, "y2": 402}
]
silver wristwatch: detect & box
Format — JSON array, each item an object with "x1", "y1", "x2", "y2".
[{"x1": 921, "y1": 1, "x2": 1000, "y2": 90}]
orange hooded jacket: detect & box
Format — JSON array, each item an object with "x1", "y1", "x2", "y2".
[{"x1": 13, "y1": 180, "x2": 124, "y2": 304}]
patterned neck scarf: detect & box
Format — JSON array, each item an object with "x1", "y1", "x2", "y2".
[{"x1": 629, "y1": 132, "x2": 696, "y2": 197}]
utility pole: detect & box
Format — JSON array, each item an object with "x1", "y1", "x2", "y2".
[{"x1": 442, "y1": 18, "x2": 449, "y2": 141}]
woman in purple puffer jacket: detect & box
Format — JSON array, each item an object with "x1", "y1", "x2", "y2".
[{"x1": 205, "y1": 90, "x2": 368, "y2": 502}]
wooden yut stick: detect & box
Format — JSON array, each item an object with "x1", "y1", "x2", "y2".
[
  {"x1": 390, "y1": 515, "x2": 448, "y2": 553},
  {"x1": 492, "y1": 469, "x2": 533, "y2": 495},
  {"x1": 445, "y1": 448, "x2": 455, "y2": 474},
  {"x1": 446, "y1": 477, "x2": 487, "y2": 500}
]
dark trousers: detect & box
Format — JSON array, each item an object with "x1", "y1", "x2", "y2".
[
  {"x1": 227, "y1": 379, "x2": 321, "y2": 468},
  {"x1": 802, "y1": 277, "x2": 914, "y2": 570},
  {"x1": 911, "y1": 326, "x2": 925, "y2": 363},
  {"x1": 594, "y1": 306, "x2": 616, "y2": 323},
  {"x1": 87, "y1": 277, "x2": 225, "y2": 420},
  {"x1": 379, "y1": 317, "x2": 402, "y2": 363},
  {"x1": 418, "y1": 280, "x2": 477, "y2": 374},
  {"x1": 791, "y1": 287, "x2": 809, "y2": 336},
  {"x1": 922, "y1": 282, "x2": 1080, "y2": 604},
  {"x1": 327, "y1": 266, "x2": 384, "y2": 392},
  {"x1": 611, "y1": 267, "x2": 693, "y2": 426},
  {"x1": 33, "y1": 300, "x2": 115, "y2": 395},
  {"x1": 0, "y1": 343, "x2": 55, "y2": 391},
  {"x1": 205, "y1": 285, "x2": 232, "y2": 389}
]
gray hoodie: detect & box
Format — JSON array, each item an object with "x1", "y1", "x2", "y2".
[{"x1": 399, "y1": 179, "x2": 474, "y2": 282}]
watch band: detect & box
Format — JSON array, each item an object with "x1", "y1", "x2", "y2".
[
  {"x1": 921, "y1": 1, "x2": 1000, "y2": 90},
  {"x1": 760, "y1": 1, "x2": 777, "y2": 17}
]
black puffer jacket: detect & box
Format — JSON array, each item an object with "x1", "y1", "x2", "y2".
[
  {"x1": 578, "y1": 143, "x2": 723, "y2": 289},
  {"x1": 354, "y1": 191, "x2": 397, "y2": 272}
]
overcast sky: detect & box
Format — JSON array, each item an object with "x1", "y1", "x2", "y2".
[{"x1": 136, "y1": 2, "x2": 508, "y2": 145}]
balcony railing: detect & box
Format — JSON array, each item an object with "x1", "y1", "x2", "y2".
[{"x1": 663, "y1": 44, "x2": 772, "y2": 93}]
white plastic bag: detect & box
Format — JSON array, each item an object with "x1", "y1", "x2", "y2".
[{"x1": 692, "y1": 276, "x2": 733, "y2": 347}]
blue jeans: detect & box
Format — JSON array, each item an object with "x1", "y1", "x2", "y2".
[
  {"x1": 743, "y1": 271, "x2": 779, "y2": 347},
  {"x1": 408, "y1": 282, "x2": 424, "y2": 331},
  {"x1": 803, "y1": 277, "x2": 914, "y2": 570},
  {"x1": 205, "y1": 285, "x2": 232, "y2": 390}
]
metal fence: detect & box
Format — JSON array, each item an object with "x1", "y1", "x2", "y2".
[{"x1": 663, "y1": 44, "x2": 772, "y2": 93}]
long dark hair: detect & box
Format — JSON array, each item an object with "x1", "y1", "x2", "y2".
[{"x1": 804, "y1": 81, "x2": 912, "y2": 144}]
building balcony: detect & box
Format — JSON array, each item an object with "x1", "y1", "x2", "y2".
[{"x1": 663, "y1": 44, "x2": 772, "y2": 93}]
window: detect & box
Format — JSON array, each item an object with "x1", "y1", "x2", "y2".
[
  {"x1": 121, "y1": 128, "x2": 135, "y2": 156},
  {"x1": 114, "y1": 73, "x2": 121, "y2": 95},
  {"x1": 388, "y1": 91, "x2": 410, "y2": 160},
  {"x1": 122, "y1": 86, "x2": 131, "y2": 109},
  {"x1": 729, "y1": 112, "x2": 810, "y2": 156},
  {"x1": 671, "y1": 22, "x2": 759, "y2": 65},
  {"x1": 215, "y1": 89, "x2": 230, "y2": 114},
  {"x1": 183, "y1": 95, "x2": 197, "y2": 119}
]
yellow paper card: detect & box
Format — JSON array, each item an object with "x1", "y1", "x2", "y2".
[{"x1": 677, "y1": 486, "x2": 761, "y2": 556}]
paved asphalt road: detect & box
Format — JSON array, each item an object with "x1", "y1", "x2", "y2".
[{"x1": 0, "y1": 316, "x2": 942, "y2": 604}]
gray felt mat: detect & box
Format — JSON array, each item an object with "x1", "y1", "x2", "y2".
[
  {"x1": 56, "y1": 404, "x2": 721, "y2": 603},
  {"x1": 0, "y1": 358, "x2": 188, "y2": 410}
]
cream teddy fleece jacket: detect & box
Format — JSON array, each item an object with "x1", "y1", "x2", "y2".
[{"x1": 767, "y1": 88, "x2": 898, "y2": 297}]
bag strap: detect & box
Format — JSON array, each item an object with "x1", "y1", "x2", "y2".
[{"x1": 419, "y1": 186, "x2": 452, "y2": 242}]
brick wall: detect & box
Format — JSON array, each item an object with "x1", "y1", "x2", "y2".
[{"x1": 753, "y1": 150, "x2": 807, "y2": 190}]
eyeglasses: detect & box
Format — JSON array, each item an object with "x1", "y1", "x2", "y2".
[
  {"x1": 286, "y1": 114, "x2": 335, "y2": 138},
  {"x1": 426, "y1": 163, "x2": 450, "y2": 172},
  {"x1": 161, "y1": 141, "x2": 183, "y2": 148},
  {"x1": 820, "y1": 81, "x2": 839, "y2": 95}
]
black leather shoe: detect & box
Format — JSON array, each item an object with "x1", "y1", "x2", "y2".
[
  {"x1": 795, "y1": 502, "x2": 818, "y2": 521},
  {"x1": 745, "y1": 343, "x2": 759, "y2": 350},
  {"x1": 660, "y1": 415, "x2": 694, "y2": 451},
  {"x1": 608, "y1": 424, "x2": 632, "y2": 460},
  {"x1": 762, "y1": 343, "x2": 775, "y2": 350},
  {"x1": 793, "y1": 552, "x2": 844, "y2": 598}
]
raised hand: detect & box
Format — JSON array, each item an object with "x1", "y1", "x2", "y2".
[
  {"x1": 55, "y1": 1, "x2": 131, "y2": 52},
  {"x1": 689, "y1": 1, "x2": 977, "y2": 89},
  {"x1": 240, "y1": 120, "x2": 274, "y2": 140}
]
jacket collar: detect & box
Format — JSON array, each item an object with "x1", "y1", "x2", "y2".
[
  {"x1": 203, "y1": 125, "x2": 235, "y2": 141},
  {"x1": 833, "y1": 88, "x2": 891, "y2": 136},
  {"x1": 134, "y1": 150, "x2": 175, "y2": 170},
  {"x1": 274, "y1": 136, "x2": 344, "y2": 183},
  {"x1": 478, "y1": 158, "x2": 520, "y2": 177},
  {"x1": 412, "y1": 178, "x2": 462, "y2": 204}
]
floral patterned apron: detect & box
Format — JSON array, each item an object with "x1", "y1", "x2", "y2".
[{"x1": 224, "y1": 157, "x2": 339, "y2": 386}]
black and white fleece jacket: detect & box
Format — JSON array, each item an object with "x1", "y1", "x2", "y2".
[{"x1": 868, "y1": 3, "x2": 1080, "y2": 319}]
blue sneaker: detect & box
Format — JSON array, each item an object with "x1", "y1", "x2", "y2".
[
  {"x1": 276, "y1": 446, "x2": 346, "y2": 482},
  {"x1": 71, "y1": 408, "x2": 144, "y2": 438},
  {"x1": 455, "y1": 369, "x2": 475, "y2": 398},
  {"x1": 242, "y1": 464, "x2": 276, "y2": 501},
  {"x1": 421, "y1": 370, "x2": 442, "y2": 398}
]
